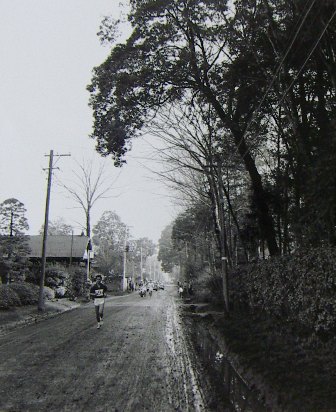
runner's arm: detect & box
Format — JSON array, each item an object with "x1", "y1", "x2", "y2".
[{"x1": 89, "y1": 286, "x2": 96, "y2": 299}]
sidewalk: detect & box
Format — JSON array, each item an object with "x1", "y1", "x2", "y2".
[{"x1": 0, "y1": 298, "x2": 83, "y2": 336}]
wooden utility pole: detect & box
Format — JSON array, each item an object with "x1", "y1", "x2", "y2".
[
  {"x1": 38, "y1": 150, "x2": 71, "y2": 312},
  {"x1": 123, "y1": 239, "x2": 127, "y2": 291},
  {"x1": 140, "y1": 245, "x2": 143, "y2": 282}
]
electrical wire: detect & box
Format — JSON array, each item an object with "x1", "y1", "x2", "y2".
[
  {"x1": 240, "y1": 1, "x2": 336, "y2": 159},
  {"x1": 238, "y1": 0, "x2": 318, "y2": 146},
  {"x1": 277, "y1": 8, "x2": 336, "y2": 108}
]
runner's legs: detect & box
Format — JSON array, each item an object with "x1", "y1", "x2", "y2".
[{"x1": 95, "y1": 302, "x2": 105, "y2": 322}]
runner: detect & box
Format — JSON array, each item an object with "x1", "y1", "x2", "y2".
[
  {"x1": 179, "y1": 285, "x2": 184, "y2": 298},
  {"x1": 90, "y1": 274, "x2": 108, "y2": 329},
  {"x1": 148, "y1": 282, "x2": 153, "y2": 298}
]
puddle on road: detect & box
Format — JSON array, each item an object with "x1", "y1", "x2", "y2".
[{"x1": 189, "y1": 320, "x2": 268, "y2": 412}]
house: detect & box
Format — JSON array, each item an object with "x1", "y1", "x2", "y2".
[{"x1": 27, "y1": 234, "x2": 91, "y2": 266}]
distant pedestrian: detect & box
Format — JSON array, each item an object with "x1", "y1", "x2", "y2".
[
  {"x1": 90, "y1": 274, "x2": 107, "y2": 329},
  {"x1": 179, "y1": 286, "x2": 183, "y2": 298}
]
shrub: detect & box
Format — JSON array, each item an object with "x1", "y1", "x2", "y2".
[
  {"x1": 46, "y1": 277, "x2": 58, "y2": 288},
  {"x1": 191, "y1": 271, "x2": 223, "y2": 304},
  {"x1": 45, "y1": 265, "x2": 70, "y2": 289},
  {"x1": 0, "y1": 284, "x2": 21, "y2": 309},
  {"x1": 25, "y1": 267, "x2": 40, "y2": 285},
  {"x1": 67, "y1": 267, "x2": 86, "y2": 297},
  {"x1": 229, "y1": 246, "x2": 336, "y2": 336},
  {"x1": 43, "y1": 286, "x2": 55, "y2": 300},
  {"x1": 55, "y1": 286, "x2": 66, "y2": 298},
  {"x1": 8, "y1": 282, "x2": 39, "y2": 305}
]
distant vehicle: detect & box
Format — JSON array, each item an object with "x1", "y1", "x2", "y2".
[
  {"x1": 159, "y1": 283, "x2": 165, "y2": 290},
  {"x1": 153, "y1": 282, "x2": 158, "y2": 291}
]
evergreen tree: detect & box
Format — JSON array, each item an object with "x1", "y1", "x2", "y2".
[{"x1": 0, "y1": 198, "x2": 30, "y2": 283}]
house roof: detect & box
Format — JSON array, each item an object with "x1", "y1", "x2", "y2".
[{"x1": 27, "y1": 235, "x2": 90, "y2": 259}]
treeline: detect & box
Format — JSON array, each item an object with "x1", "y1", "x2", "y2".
[
  {"x1": 0, "y1": 198, "x2": 154, "y2": 292},
  {"x1": 89, "y1": 0, "x2": 336, "y2": 310}
]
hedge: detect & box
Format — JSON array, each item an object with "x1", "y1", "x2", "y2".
[
  {"x1": 229, "y1": 247, "x2": 336, "y2": 336},
  {"x1": 8, "y1": 283, "x2": 39, "y2": 305}
]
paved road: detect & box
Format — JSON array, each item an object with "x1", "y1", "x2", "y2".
[{"x1": 0, "y1": 286, "x2": 205, "y2": 412}]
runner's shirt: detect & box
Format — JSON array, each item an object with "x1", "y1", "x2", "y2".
[{"x1": 90, "y1": 283, "x2": 107, "y2": 305}]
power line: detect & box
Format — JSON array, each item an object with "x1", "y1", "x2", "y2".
[
  {"x1": 239, "y1": 0, "x2": 317, "y2": 144},
  {"x1": 277, "y1": 8, "x2": 336, "y2": 108},
  {"x1": 240, "y1": 1, "x2": 335, "y2": 159}
]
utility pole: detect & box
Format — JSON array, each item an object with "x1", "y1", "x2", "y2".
[
  {"x1": 38, "y1": 150, "x2": 71, "y2": 312},
  {"x1": 122, "y1": 228, "x2": 128, "y2": 292},
  {"x1": 70, "y1": 230, "x2": 74, "y2": 266},
  {"x1": 140, "y1": 245, "x2": 143, "y2": 282}
]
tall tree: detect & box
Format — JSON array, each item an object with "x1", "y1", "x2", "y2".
[
  {"x1": 131, "y1": 237, "x2": 156, "y2": 279},
  {"x1": 88, "y1": 0, "x2": 280, "y2": 256},
  {"x1": 89, "y1": 0, "x2": 336, "y2": 252},
  {"x1": 148, "y1": 102, "x2": 250, "y2": 261},
  {"x1": 0, "y1": 198, "x2": 29, "y2": 236},
  {"x1": 158, "y1": 224, "x2": 179, "y2": 274},
  {"x1": 92, "y1": 210, "x2": 128, "y2": 276},
  {"x1": 0, "y1": 198, "x2": 30, "y2": 283},
  {"x1": 260, "y1": 0, "x2": 336, "y2": 246}
]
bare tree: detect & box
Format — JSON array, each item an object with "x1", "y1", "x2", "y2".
[
  {"x1": 59, "y1": 159, "x2": 119, "y2": 237},
  {"x1": 144, "y1": 102, "x2": 250, "y2": 312}
]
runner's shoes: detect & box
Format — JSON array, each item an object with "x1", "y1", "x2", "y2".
[{"x1": 97, "y1": 323, "x2": 101, "y2": 329}]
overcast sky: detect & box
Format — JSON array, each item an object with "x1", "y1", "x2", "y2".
[{"x1": 0, "y1": 0, "x2": 178, "y2": 243}]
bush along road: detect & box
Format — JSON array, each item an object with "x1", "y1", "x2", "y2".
[{"x1": 0, "y1": 286, "x2": 210, "y2": 412}]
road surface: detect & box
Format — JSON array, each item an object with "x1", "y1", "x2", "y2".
[{"x1": 0, "y1": 286, "x2": 206, "y2": 412}]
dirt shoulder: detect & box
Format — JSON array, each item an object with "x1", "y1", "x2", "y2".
[{"x1": 0, "y1": 298, "x2": 83, "y2": 336}]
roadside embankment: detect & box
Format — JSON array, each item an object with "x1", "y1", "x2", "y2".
[
  {"x1": 181, "y1": 302, "x2": 336, "y2": 412},
  {"x1": 0, "y1": 298, "x2": 82, "y2": 336}
]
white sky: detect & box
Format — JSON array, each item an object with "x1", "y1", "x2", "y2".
[{"x1": 0, "y1": 0, "x2": 178, "y2": 243}]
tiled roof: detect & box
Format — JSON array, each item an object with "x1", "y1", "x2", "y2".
[{"x1": 27, "y1": 235, "x2": 90, "y2": 259}]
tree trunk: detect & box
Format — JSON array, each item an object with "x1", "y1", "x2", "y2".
[
  {"x1": 199, "y1": 85, "x2": 279, "y2": 256},
  {"x1": 232, "y1": 130, "x2": 279, "y2": 256},
  {"x1": 86, "y1": 207, "x2": 91, "y2": 238}
]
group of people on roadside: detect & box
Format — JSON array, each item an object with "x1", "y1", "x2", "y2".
[
  {"x1": 138, "y1": 281, "x2": 154, "y2": 298},
  {"x1": 89, "y1": 275, "x2": 193, "y2": 329}
]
